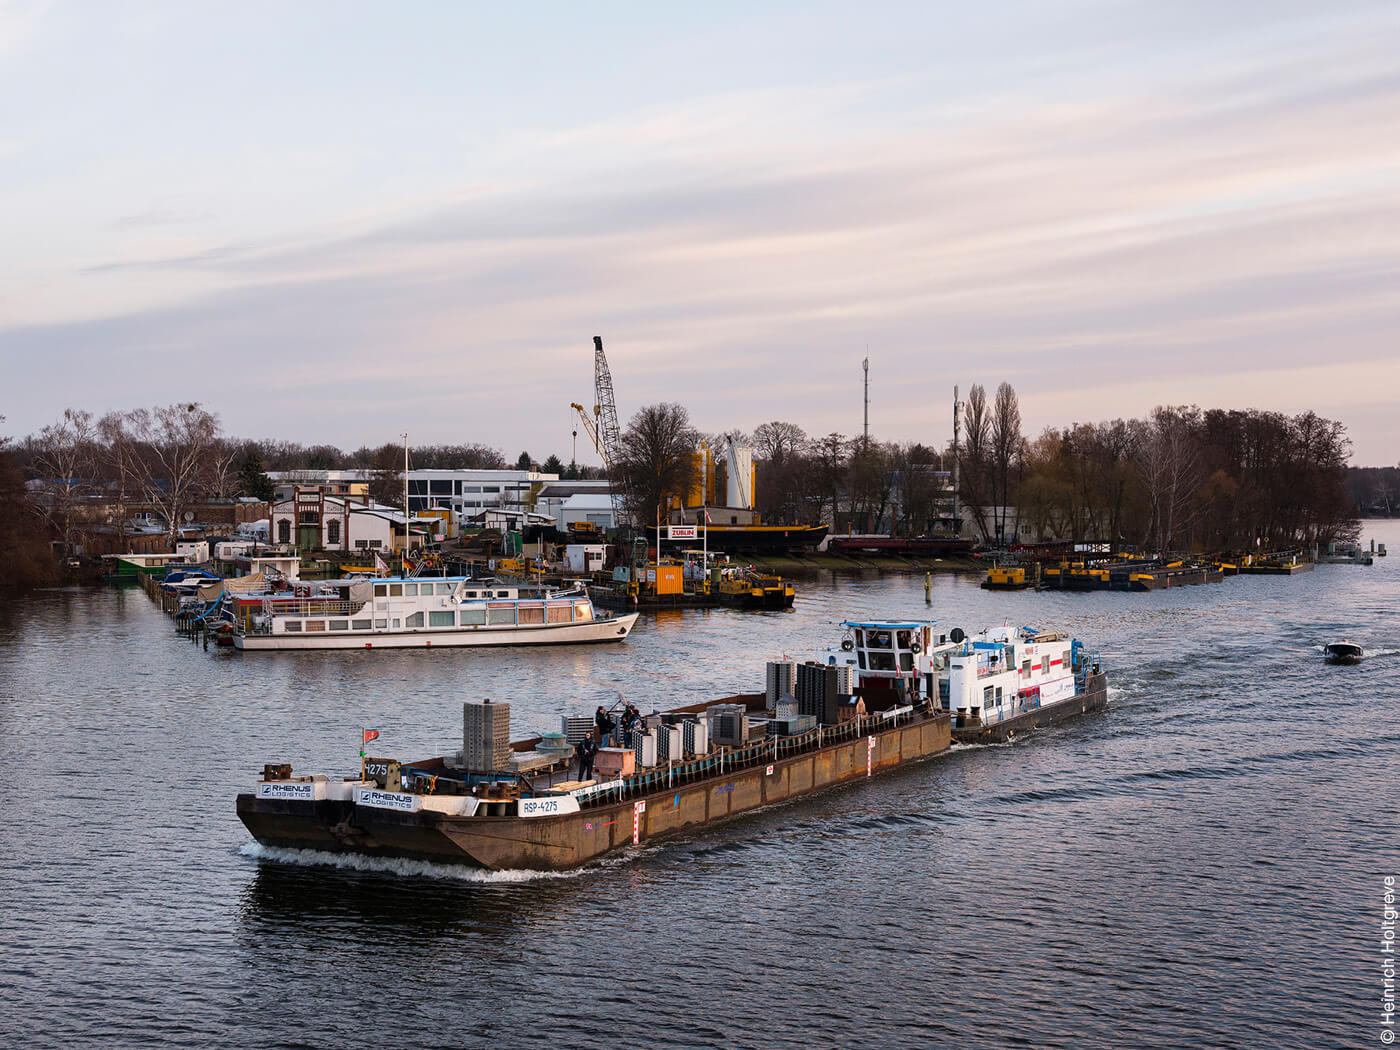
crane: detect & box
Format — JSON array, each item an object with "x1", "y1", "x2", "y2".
[{"x1": 568, "y1": 336, "x2": 631, "y2": 530}]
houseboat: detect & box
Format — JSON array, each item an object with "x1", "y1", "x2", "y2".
[{"x1": 230, "y1": 577, "x2": 638, "y2": 650}]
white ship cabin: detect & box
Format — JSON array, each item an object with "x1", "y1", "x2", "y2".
[
  {"x1": 943, "y1": 626, "x2": 1079, "y2": 729},
  {"x1": 840, "y1": 621, "x2": 1082, "y2": 727},
  {"x1": 266, "y1": 577, "x2": 597, "y2": 637}
]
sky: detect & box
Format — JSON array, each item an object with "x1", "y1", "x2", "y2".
[{"x1": 1, "y1": 1, "x2": 1397, "y2": 464}]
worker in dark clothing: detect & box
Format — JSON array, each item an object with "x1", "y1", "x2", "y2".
[
  {"x1": 620, "y1": 704, "x2": 640, "y2": 746},
  {"x1": 578, "y1": 736, "x2": 597, "y2": 780},
  {"x1": 595, "y1": 705, "x2": 616, "y2": 747}
]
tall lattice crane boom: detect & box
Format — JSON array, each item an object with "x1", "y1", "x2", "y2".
[{"x1": 592, "y1": 335, "x2": 631, "y2": 529}]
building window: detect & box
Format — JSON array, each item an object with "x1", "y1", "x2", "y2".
[
  {"x1": 298, "y1": 511, "x2": 319, "y2": 525},
  {"x1": 327, "y1": 520, "x2": 341, "y2": 545},
  {"x1": 368, "y1": 540, "x2": 382, "y2": 549},
  {"x1": 430, "y1": 480, "x2": 452, "y2": 495},
  {"x1": 482, "y1": 485, "x2": 500, "y2": 493}
]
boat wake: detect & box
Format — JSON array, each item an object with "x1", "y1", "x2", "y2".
[{"x1": 237, "y1": 840, "x2": 589, "y2": 884}]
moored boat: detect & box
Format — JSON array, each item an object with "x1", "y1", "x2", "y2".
[{"x1": 229, "y1": 576, "x2": 637, "y2": 650}]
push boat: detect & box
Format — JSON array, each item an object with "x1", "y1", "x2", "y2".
[
  {"x1": 1323, "y1": 640, "x2": 1364, "y2": 664},
  {"x1": 237, "y1": 619, "x2": 1106, "y2": 870},
  {"x1": 227, "y1": 576, "x2": 638, "y2": 650}
]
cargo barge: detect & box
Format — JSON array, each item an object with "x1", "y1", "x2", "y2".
[{"x1": 238, "y1": 620, "x2": 1106, "y2": 871}]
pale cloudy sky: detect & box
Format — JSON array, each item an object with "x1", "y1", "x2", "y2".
[{"x1": 1, "y1": 1, "x2": 1397, "y2": 463}]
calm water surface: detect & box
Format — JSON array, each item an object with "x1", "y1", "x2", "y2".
[{"x1": 2, "y1": 524, "x2": 1398, "y2": 1049}]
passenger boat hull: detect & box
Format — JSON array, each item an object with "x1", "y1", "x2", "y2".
[
  {"x1": 232, "y1": 613, "x2": 639, "y2": 650},
  {"x1": 237, "y1": 712, "x2": 951, "y2": 870},
  {"x1": 951, "y1": 672, "x2": 1108, "y2": 744}
]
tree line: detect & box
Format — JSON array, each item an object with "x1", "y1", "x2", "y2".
[
  {"x1": 1, "y1": 389, "x2": 1369, "y2": 589},
  {"x1": 610, "y1": 389, "x2": 1361, "y2": 552}
]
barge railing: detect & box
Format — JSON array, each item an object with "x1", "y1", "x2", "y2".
[{"x1": 570, "y1": 706, "x2": 927, "y2": 810}]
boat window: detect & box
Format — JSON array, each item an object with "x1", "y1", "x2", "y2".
[
  {"x1": 495, "y1": 590, "x2": 509, "y2": 598},
  {"x1": 284, "y1": 621, "x2": 302, "y2": 632},
  {"x1": 899, "y1": 652, "x2": 914, "y2": 671},
  {"x1": 519, "y1": 606, "x2": 545, "y2": 625},
  {"x1": 488, "y1": 606, "x2": 516, "y2": 626},
  {"x1": 547, "y1": 602, "x2": 571, "y2": 623},
  {"x1": 406, "y1": 612, "x2": 424, "y2": 628},
  {"x1": 374, "y1": 584, "x2": 387, "y2": 597},
  {"x1": 460, "y1": 609, "x2": 486, "y2": 626},
  {"x1": 305, "y1": 620, "x2": 326, "y2": 632},
  {"x1": 983, "y1": 687, "x2": 994, "y2": 704},
  {"x1": 869, "y1": 652, "x2": 896, "y2": 672},
  {"x1": 896, "y1": 630, "x2": 911, "y2": 649},
  {"x1": 374, "y1": 619, "x2": 388, "y2": 629},
  {"x1": 353, "y1": 619, "x2": 371, "y2": 630},
  {"x1": 465, "y1": 590, "x2": 477, "y2": 598},
  {"x1": 573, "y1": 600, "x2": 593, "y2": 622},
  {"x1": 389, "y1": 584, "x2": 403, "y2": 597},
  {"x1": 429, "y1": 611, "x2": 454, "y2": 627},
  {"x1": 857, "y1": 651, "x2": 866, "y2": 669},
  {"x1": 853, "y1": 630, "x2": 864, "y2": 647},
  {"x1": 437, "y1": 583, "x2": 454, "y2": 595},
  {"x1": 329, "y1": 620, "x2": 349, "y2": 631},
  {"x1": 392, "y1": 619, "x2": 401, "y2": 628},
  {"x1": 1022, "y1": 660, "x2": 1032, "y2": 676},
  {"x1": 868, "y1": 631, "x2": 891, "y2": 649},
  {"x1": 403, "y1": 584, "x2": 418, "y2": 596}
]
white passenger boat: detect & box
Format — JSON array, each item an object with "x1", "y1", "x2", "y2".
[{"x1": 231, "y1": 577, "x2": 638, "y2": 651}]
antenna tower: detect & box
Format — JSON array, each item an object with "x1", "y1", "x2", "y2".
[{"x1": 862, "y1": 356, "x2": 870, "y2": 448}]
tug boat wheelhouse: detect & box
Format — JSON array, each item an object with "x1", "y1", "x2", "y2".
[
  {"x1": 835, "y1": 620, "x2": 1107, "y2": 744},
  {"x1": 231, "y1": 577, "x2": 638, "y2": 650}
]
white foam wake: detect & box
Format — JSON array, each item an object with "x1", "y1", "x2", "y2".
[{"x1": 236, "y1": 839, "x2": 589, "y2": 883}]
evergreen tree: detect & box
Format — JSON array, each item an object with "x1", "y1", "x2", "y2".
[
  {"x1": 542, "y1": 454, "x2": 564, "y2": 475},
  {"x1": 516, "y1": 451, "x2": 532, "y2": 471},
  {"x1": 237, "y1": 447, "x2": 275, "y2": 501}
]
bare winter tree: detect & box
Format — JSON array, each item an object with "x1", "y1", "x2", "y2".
[
  {"x1": 97, "y1": 410, "x2": 140, "y2": 548},
  {"x1": 1136, "y1": 405, "x2": 1204, "y2": 551},
  {"x1": 751, "y1": 421, "x2": 808, "y2": 523},
  {"x1": 31, "y1": 408, "x2": 96, "y2": 555},
  {"x1": 614, "y1": 403, "x2": 699, "y2": 529},
  {"x1": 959, "y1": 384, "x2": 993, "y2": 540},
  {"x1": 989, "y1": 382, "x2": 1023, "y2": 542},
  {"x1": 128, "y1": 403, "x2": 222, "y2": 546},
  {"x1": 367, "y1": 443, "x2": 405, "y2": 510}
]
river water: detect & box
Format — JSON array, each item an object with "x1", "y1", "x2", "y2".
[{"x1": 2, "y1": 524, "x2": 1397, "y2": 1049}]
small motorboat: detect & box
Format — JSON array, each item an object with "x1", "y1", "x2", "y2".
[{"x1": 1323, "y1": 640, "x2": 1364, "y2": 664}]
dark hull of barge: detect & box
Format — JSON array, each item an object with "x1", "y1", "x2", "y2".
[
  {"x1": 237, "y1": 711, "x2": 951, "y2": 871},
  {"x1": 951, "y1": 672, "x2": 1109, "y2": 744}
]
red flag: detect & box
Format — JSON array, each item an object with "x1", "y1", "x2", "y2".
[
  {"x1": 704, "y1": 509, "x2": 712, "y2": 524},
  {"x1": 363, "y1": 729, "x2": 380, "y2": 745}
]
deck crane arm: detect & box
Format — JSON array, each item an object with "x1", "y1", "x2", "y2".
[{"x1": 570, "y1": 402, "x2": 604, "y2": 458}]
